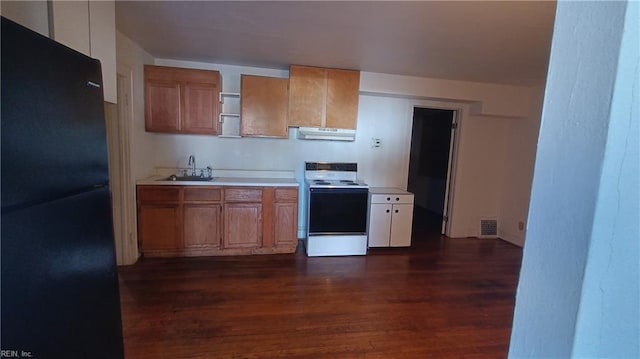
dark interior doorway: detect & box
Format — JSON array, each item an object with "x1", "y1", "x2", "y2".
[{"x1": 407, "y1": 107, "x2": 456, "y2": 237}]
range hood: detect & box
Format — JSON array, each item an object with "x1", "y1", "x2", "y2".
[{"x1": 297, "y1": 127, "x2": 356, "y2": 141}]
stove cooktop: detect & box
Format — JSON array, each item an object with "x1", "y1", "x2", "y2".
[
  {"x1": 306, "y1": 179, "x2": 369, "y2": 189},
  {"x1": 304, "y1": 161, "x2": 368, "y2": 189}
]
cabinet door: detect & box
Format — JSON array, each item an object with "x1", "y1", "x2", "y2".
[
  {"x1": 390, "y1": 204, "x2": 414, "y2": 247},
  {"x1": 288, "y1": 65, "x2": 325, "y2": 127},
  {"x1": 138, "y1": 204, "x2": 181, "y2": 252},
  {"x1": 368, "y1": 203, "x2": 392, "y2": 247},
  {"x1": 241, "y1": 75, "x2": 289, "y2": 137},
  {"x1": 274, "y1": 202, "x2": 297, "y2": 246},
  {"x1": 50, "y1": 1, "x2": 91, "y2": 55},
  {"x1": 88, "y1": 0, "x2": 116, "y2": 103},
  {"x1": 326, "y1": 69, "x2": 360, "y2": 129},
  {"x1": 183, "y1": 82, "x2": 219, "y2": 134},
  {"x1": 184, "y1": 204, "x2": 221, "y2": 249},
  {"x1": 223, "y1": 203, "x2": 262, "y2": 248},
  {"x1": 145, "y1": 80, "x2": 181, "y2": 132}
]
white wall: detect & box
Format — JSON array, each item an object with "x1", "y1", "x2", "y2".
[
  {"x1": 360, "y1": 72, "x2": 534, "y2": 118},
  {"x1": 509, "y1": 1, "x2": 637, "y2": 357},
  {"x1": 447, "y1": 113, "x2": 508, "y2": 237},
  {"x1": 572, "y1": 1, "x2": 638, "y2": 356}
]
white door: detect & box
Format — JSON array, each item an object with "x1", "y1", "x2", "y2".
[
  {"x1": 390, "y1": 204, "x2": 414, "y2": 247},
  {"x1": 441, "y1": 112, "x2": 458, "y2": 234},
  {"x1": 368, "y1": 203, "x2": 392, "y2": 247}
]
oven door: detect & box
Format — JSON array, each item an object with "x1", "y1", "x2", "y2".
[{"x1": 308, "y1": 188, "x2": 368, "y2": 235}]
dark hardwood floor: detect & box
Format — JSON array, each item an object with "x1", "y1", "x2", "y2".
[{"x1": 118, "y1": 234, "x2": 523, "y2": 359}]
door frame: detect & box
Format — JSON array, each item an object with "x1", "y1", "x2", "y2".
[
  {"x1": 114, "y1": 63, "x2": 138, "y2": 265},
  {"x1": 406, "y1": 99, "x2": 466, "y2": 237}
]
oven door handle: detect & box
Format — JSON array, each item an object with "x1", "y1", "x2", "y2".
[{"x1": 308, "y1": 232, "x2": 368, "y2": 236}]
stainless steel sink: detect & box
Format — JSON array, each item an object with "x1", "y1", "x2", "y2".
[{"x1": 159, "y1": 174, "x2": 214, "y2": 182}]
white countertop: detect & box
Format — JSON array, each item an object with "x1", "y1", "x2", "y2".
[
  {"x1": 368, "y1": 187, "x2": 414, "y2": 195},
  {"x1": 137, "y1": 176, "x2": 299, "y2": 187}
]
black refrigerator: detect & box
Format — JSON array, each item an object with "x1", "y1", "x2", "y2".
[{"x1": 1, "y1": 18, "x2": 125, "y2": 358}]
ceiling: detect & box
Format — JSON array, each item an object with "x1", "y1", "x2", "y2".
[{"x1": 115, "y1": 1, "x2": 556, "y2": 86}]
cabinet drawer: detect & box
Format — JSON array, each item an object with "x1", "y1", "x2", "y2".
[
  {"x1": 224, "y1": 188, "x2": 263, "y2": 202},
  {"x1": 184, "y1": 187, "x2": 222, "y2": 202},
  {"x1": 138, "y1": 186, "x2": 181, "y2": 202},
  {"x1": 371, "y1": 194, "x2": 414, "y2": 204},
  {"x1": 275, "y1": 188, "x2": 298, "y2": 202}
]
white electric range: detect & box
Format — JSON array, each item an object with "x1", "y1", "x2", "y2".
[{"x1": 304, "y1": 162, "x2": 369, "y2": 256}]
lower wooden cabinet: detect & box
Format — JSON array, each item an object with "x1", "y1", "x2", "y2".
[
  {"x1": 184, "y1": 204, "x2": 221, "y2": 250},
  {"x1": 137, "y1": 185, "x2": 222, "y2": 256},
  {"x1": 273, "y1": 188, "x2": 298, "y2": 247},
  {"x1": 138, "y1": 204, "x2": 181, "y2": 252},
  {"x1": 137, "y1": 186, "x2": 182, "y2": 256},
  {"x1": 137, "y1": 185, "x2": 298, "y2": 257},
  {"x1": 223, "y1": 203, "x2": 262, "y2": 248}
]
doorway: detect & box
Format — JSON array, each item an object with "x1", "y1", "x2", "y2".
[{"x1": 407, "y1": 107, "x2": 457, "y2": 236}]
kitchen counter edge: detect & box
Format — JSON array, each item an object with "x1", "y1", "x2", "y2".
[
  {"x1": 368, "y1": 187, "x2": 414, "y2": 195},
  {"x1": 137, "y1": 176, "x2": 299, "y2": 187}
]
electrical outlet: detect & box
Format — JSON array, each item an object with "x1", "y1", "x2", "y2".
[
  {"x1": 518, "y1": 221, "x2": 525, "y2": 231},
  {"x1": 372, "y1": 138, "x2": 382, "y2": 148}
]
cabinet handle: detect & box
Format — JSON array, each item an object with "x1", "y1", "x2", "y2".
[
  {"x1": 387, "y1": 197, "x2": 390, "y2": 201},
  {"x1": 396, "y1": 197, "x2": 400, "y2": 201},
  {"x1": 386, "y1": 209, "x2": 390, "y2": 213},
  {"x1": 395, "y1": 209, "x2": 399, "y2": 213}
]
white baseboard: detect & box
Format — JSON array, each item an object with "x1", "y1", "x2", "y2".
[{"x1": 498, "y1": 229, "x2": 524, "y2": 247}]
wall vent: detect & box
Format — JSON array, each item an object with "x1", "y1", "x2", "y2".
[{"x1": 480, "y1": 219, "x2": 498, "y2": 237}]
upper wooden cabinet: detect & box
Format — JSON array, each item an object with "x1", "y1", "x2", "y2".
[
  {"x1": 288, "y1": 65, "x2": 360, "y2": 129},
  {"x1": 240, "y1": 75, "x2": 289, "y2": 138},
  {"x1": 326, "y1": 69, "x2": 360, "y2": 129},
  {"x1": 144, "y1": 65, "x2": 221, "y2": 135}
]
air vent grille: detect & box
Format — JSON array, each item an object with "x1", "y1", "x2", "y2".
[{"x1": 480, "y1": 219, "x2": 498, "y2": 237}]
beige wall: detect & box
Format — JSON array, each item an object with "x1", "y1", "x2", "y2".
[
  {"x1": 499, "y1": 87, "x2": 545, "y2": 246},
  {"x1": 1, "y1": 0, "x2": 49, "y2": 37}
]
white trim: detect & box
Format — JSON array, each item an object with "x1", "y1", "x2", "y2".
[
  {"x1": 115, "y1": 63, "x2": 139, "y2": 265},
  {"x1": 441, "y1": 110, "x2": 458, "y2": 234}
]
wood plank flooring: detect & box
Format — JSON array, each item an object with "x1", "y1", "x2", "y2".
[{"x1": 118, "y1": 236, "x2": 522, "y2": 358}]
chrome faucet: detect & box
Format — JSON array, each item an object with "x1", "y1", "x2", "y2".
[{"x1": 188, "y1": 155, "x2": 196, "y2": 176}]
